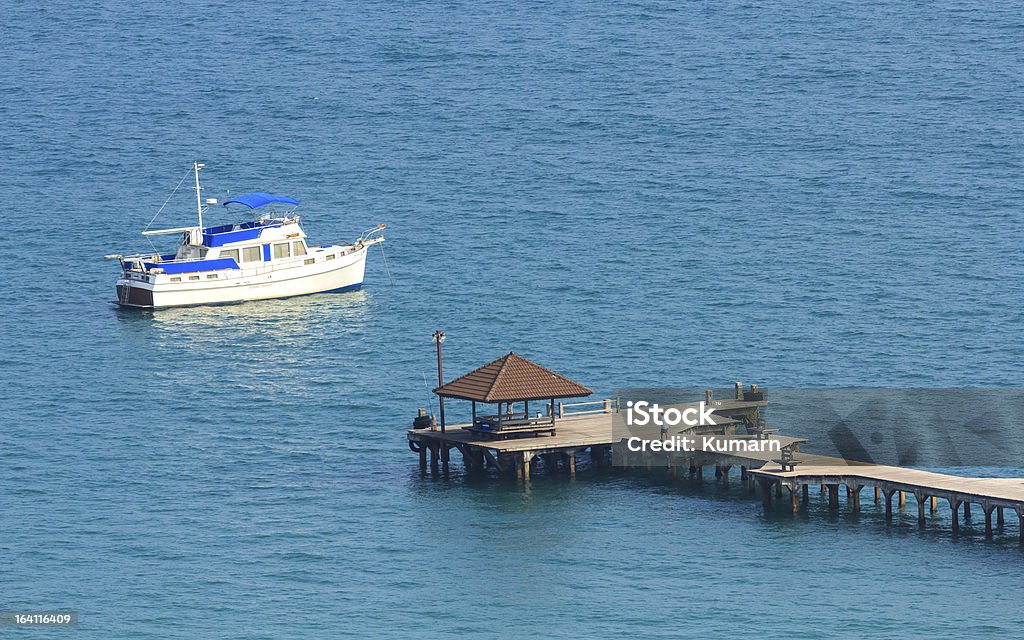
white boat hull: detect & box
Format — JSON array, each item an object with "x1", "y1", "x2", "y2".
[{"x1": 116, "y1": 244, "x2": 371, "y2": 309}]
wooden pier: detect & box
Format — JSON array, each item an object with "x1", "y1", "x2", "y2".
[
  {"x1": 409, "y1": 351, "x2": 1024, "y2": 542},
  {"x1": 750, "y1": 462, "x2": 1024, "y2": 539},
  {"x1": 407, "y1": 396, "x2": 766, "y2": 478}
]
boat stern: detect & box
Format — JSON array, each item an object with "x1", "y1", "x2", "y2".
[{"x1": 116, "y1": 276, "x2": 155, "y2": 308}]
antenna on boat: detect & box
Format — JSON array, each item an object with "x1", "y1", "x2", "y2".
[{"x1": 193, "y1": 161, "x2": 205, "y2": 229}]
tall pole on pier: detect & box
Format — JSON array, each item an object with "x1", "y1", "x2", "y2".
[{"x1": 433, "y1": 330, "x2": 446, "y2": 433}]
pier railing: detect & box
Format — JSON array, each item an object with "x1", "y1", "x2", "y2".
[{"x1": 557, "y1": 399, "x2": 617, "y2": 418}]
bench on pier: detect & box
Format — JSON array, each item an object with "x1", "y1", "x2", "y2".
[
  {"x1": 466, "y1": 426, "x2": 557, "y2": 440},
  {"x1": 467, "y1": 416, "x2": 557, "y2": 440},
  {"x1": 748, "y1": 420, "x2": 779, "y2": 441},
  {"x1": 772, "y1": 448, "x2": 801, "y2": 472}
]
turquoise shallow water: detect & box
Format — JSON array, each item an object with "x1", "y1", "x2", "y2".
[{"x1": 2, "y1": 1, "x2": 1023, "y2": 638}]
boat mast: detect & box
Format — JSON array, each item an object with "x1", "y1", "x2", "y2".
[{"x1": 193, "y1": 161, "x2": 205, "y2": 229}]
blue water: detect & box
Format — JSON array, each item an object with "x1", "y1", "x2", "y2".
[{"x1": 2, "y1": 1, "x2": 1023, "y2": 637}]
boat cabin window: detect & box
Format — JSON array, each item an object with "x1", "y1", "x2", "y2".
[
  {"x1": 292, "y1": 241, "x2": 307, "y2": 256},
  {"x1": 221, "y1": 249, "x2": 240, "y2": 262},
  {"x1": 176, "y1": 245, "x2": 208, "y2": 260},
  {"x1": 170, "y1": 277, "x2": 181, "y2": 282},
  {"x1": 241, "y1": 246, "x2": 262, "y2": 262},
  {"x1": 189, "y1": 275, "x2": 200, "y2": 281},
  {"x1": 273, "y1": 243, "x2": 291, "y2": 259}
]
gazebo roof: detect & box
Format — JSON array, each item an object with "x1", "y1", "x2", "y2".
[{"x1": 433, "y1": 352, "x2": 593, "y2": 403}]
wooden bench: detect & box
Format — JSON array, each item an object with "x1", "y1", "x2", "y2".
[
  {"x1": 772, "y1": 448, "x2": 801, "y2": 472},
  {"x1": 467, "y1": 419, "x2": 557, "y2": 440},
  {"x1": 748, "y1": 420, "x2": 779, "y2": 440},
  {"x1": 466, "y1": 428, "x2": 557, "y2": 440}
]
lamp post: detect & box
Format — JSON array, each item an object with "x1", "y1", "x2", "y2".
[{"x1": 432, "y1": 330, "x2": 446, "y2": 432}]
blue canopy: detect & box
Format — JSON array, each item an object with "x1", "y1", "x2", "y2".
[{"x1": 222, "y1": 192, "x2": 299, "y2": 209}]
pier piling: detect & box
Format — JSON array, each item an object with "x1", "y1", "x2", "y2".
[{"x1": 849, "y1": 484, "x2": 862, "y2": 513}]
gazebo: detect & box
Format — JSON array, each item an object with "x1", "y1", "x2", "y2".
[{"x1": 433, "y1": 352, "x2": 593, "y2": 438}]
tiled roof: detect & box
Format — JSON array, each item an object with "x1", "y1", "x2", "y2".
[{"x1": 433, "y1": 352, "x2": 593, "y2": 403}]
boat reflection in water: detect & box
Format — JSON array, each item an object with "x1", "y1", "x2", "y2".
[
  {"x1": 114, "y1": 290, "x2": 374, "y2": 397},
  {"x1": 151, "y1": 288, "x2": 370, "y2": 337}
]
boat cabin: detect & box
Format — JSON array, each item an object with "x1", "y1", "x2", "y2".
[{"x1": 123, "y1": 191, "x2": 314, "y2": 275}]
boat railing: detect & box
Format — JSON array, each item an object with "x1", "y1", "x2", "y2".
[
  {"x1": 357, "y1": 224, "x2": 387, "y2": 246},
  {"x1": 122, "y1": 254, "x2": 188, "y2": 264}
]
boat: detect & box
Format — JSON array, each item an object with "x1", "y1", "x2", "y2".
[{"x1": 106, "y1": 162, "x2": 386, "y2": 309}]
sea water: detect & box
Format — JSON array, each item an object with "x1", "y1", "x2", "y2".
[{"x1": 2, "y1": 1, "x2": 1022, "y2": 637}]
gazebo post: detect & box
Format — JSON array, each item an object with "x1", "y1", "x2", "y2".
[
  {"x1": 525, "y1": 400, "x2": 529, "y2": 418},
  {"x1": 471, "y1": 401, "x2": 476, "y2": 426}
]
